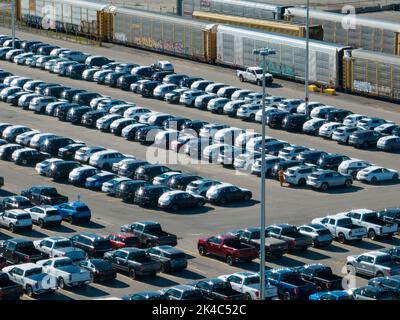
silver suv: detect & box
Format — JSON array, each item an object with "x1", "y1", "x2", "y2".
[{"x1": 306, "y1": 170, "x2": 353, "y2": 191}]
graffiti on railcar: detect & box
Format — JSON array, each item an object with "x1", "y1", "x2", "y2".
[
  {"x1": 133, "y1": 37, "x2": 188, "y2": 55},
  {"x1": 258, "y1": 60, "x2": 296, "y2": 79},
  {"x1": 353, "y1": 80, "x2": 373, "y2": 93}
]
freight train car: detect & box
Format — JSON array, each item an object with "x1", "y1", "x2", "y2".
[
  {"x1": 111, "y1": 7, "x2": 217, "y2": 62},
  {"x1": 285, "y1": 7, "x2": 400, "y2": 56},
  {"x1": 192, "y1": 10, "x2": 323, "y2": 40},
  {"x1": 343, "y1": 49, "x2": 400, "y2": 101},
  {"x1": 180, "y1": 0, "x2": 289, "y2": 20},
  {"x1": 216, "y1": 25, "x2": 350, "y2": 88},
  {"x1": 18, "y1": 0, "x2": 109, "y2": 35}
]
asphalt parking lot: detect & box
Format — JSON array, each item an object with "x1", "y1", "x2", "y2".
[{"x1": 0, "y1": 27, "x2": 400, "y2": 299}]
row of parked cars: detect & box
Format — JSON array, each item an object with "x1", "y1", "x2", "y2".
[
  {"x1": 2, "y1": 34, "x2": 399, "y2": 156},
  {"x1": 0, "y1": 119, "x2": 253, "y2": 211},
  {"x1": 1, "y1": 68, "x2": 398, "y2": 193}
]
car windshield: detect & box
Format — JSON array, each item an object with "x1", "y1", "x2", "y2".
[
  {"x1": 54, "y1": 259, "x2": 72, "y2": 267},
  {"x1": 42, "y1": 188, "x2": 58, "y2": 196},
  {"x1": 129, "y1": 252, "x2": 148, "y2": 262},
  {"x1": 243, "y1": 276, "x2": 260, "y2": 285},
  {"x1": 46, "y1": 209, "x2": 59, "y2": 216},
  {"x1": 25, "y1": 268, "x2": 43, "y2": 277},
  {"x1": 16, "y1": 214, "x2": 31, "y2": 220},
  {"x1": 54, "y1": 240, "x2": 72, "y2": 248}
]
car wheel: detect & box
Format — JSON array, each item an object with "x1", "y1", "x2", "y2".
[
  {"x1": 376, "y1": 271, "x2": 384, "y2": 278},
  {"x1": 170, "y1": 204, "x2": 179, "y2": 212},
  {"x1": 219, "y1": 197, "x2": 227, "y2": 205},
  {"x1": 9, "y1": 224, "x2": 15, "y2": 233},
  {"x1": 298, "y1": 178, "x2": 306, "y2": 186},
  {"x1": 67, "y1": 216, "x2": 74, "y2": 224},
  {"x1": 57, "y1": 277, "x2": 65, "y2": 289},
  {"x1": 197, "y1": 200, "x2": 204, "y2": 208},
  {"x1": 38, "y1": 219, "x2": 44, "y2": 228},
  {"x1": 338, "y1": 233, "x2": 346, "y2": 244},
  {"x1": 129, "y1": 268, "x2": 136, "y2": 279},
  {"x1": 320, "y1": 183, "x2": 328, "y2": 191},
  {"x1": 257, "y1": 80, "x2": 262, "y2": 86},
  {"x1": 243, "y1": 194, "x2": 251, "y2": 201},
  {"x1": 371, "y1": 177, "x2": 377, "y2": 184},
  {"x1": 239, "y1": 75, "x2": 244, "y2": 82},
  {"x1": 283, "y1": 291, "x2": 291, "y2": 300},
  {"x1": 25, "y1": 285, "x2": 34, "y2": 297},
  {"x1": 344, "y1": 180, "x2": 352, "y2": 188},
  {"x1": 351, "y1": 171, "x2": 357, "y2": 179},
  {"x1": 198, "y1": 246, "x2": 206, "y2": 256},
  {"x1": 246, "y1": 293, "x2": 252, "y2": 300},
  {"x1": 102, "y1": 164, "x2": 111, "y2": 171},
  {"x1": 368, "y1": 229, "x2": 376, "y2": 240},
  {"x1": 249, "y1": 114, "x2": 255, "y2": 122},
  {"x1": 22, "y1": 159, "x2": 28, "y2": 165},
  {"x1": 226, "y1": 255, "x2": 233, "y2": 266},
  {"x1": 393, "y1": 173, "x2": 398, "y2": 180}
]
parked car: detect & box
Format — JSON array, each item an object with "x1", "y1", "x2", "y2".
[
  {"x1": 346, "y1": 251, "x2": 400, "y2": 278},
  {"x1": 103, "y1": 248, "x2": 161, "y2": 279},
  {"x1": 0, "y1": 271, "x2": 23, "y2": 300},
  {"x1": 193, "y1": 278, "x2": 247, "y2": 300},
  {"x1": 47, "y1": 160, "x2": 80, "y2": 181},
  {"x1": 161, "y1": 285, "x2": 204, "y2": 300},
  {"x1": 297, "y1": 224, "x2": 333, "y2": 247},
  {"x1": 54, "y1": 201, "x2": 91, "y2": 224},
  {"x1": 21, "y1": 185, "x2": 68, "y2": 205},
  {"x1": 106, "y1": 233, "x2": 140, "y2": 250},
  {"x1": 338, "y1": 159, "x2": 371, "y2": 179},
  {"x1": 70, "y1": 232, "x2": 113, "y2": 258},
  {"x1": 0, "y1": 238, "x2": 48, "y2": 264},
  {"x1": 368, "y1": 275, "x2": 400, "y2": 297},
  {"x1": 0, "y1": 196, "x2": 33, "y2": 210},
  {"x1": 24, "y1": 205, "x2": 62, "y2": 228},
  {"x1": 158, "y1": 190, "x2": 205, "y2": 212},
  {"x1": 78, "y1": 259, "x2": 117, "y2": 283},
  {"x1": 147, "y1": 245, "x2": 187, "y2": 272},
  {"x1": 348, "y1": 130, "x2": 382, "y2": 148},
  {"x1": 317, "y1": 153, "x2": 350, "y2": 171},
  {"x1": 206, "y1": 183, "x2": 252, "y2": 205},
  {"x1": 0, "y1": 210, "x2": 32, "y2": 232},
  {"x1": 377, "y1": 136, "x2": 400, "y2": 151},
  {"x1": 295, "y1": 264, "x2": 342, "y2": 291},
  {"x1": 265, "y1": 224, "x2": 313, "y2": 251},
  {"x1": 356, "y1": 166, "x2": 399, "y2": 183},
  {"x1": 68, "y1": 166, "x2": 100, "y2": 186},
  {"x1": 351, "y1": 285, "x2": 397, "y2": 300},
  {"x1": 284, "y1": 166, "x2": 316, "y2": 186},
  {"x1": 134, "y1": 185, "x2": 171, "y2": 207},
  {"x1": 306, "y1": 170, "x2": 353, "y2": 191}
]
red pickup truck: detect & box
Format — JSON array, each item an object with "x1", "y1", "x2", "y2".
[{"x1": 197, "y1": 234, "x2": 258, "y2": 265}]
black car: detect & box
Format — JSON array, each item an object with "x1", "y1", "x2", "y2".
[
  {"x1": 34, "y1": 83, "x2": 59, "y2": 95},
  {"x1": 104, "y1": 72, "x2": 128, "y2": 87},
  {"x1": 73, "y1": 92, "x2": 101, "y2": 105},
  {"x1": 147, "y1": 246, "x2": 188, "y2": 272},
  {"x1": 48, "y1": 161, "x2": 80, "y2": 181},
  {"x1": 0, "y1": 71, "x2": 13, "y2": 82},
  {"x1": 180, "y1": 76, "x2": 202, "y2": 88},
  {"x1": 271, "y1": 160, "x2": 303, "y2": 179},
  {"x1": 282, "y1": 114, "x2": 309, "y2": 132},
  {"x1": 115, "y1": 180, "x2": 151, "y2": 202},
  {"x1": 81, "y1": 110, "x2": 108, "y2": 127},
  {"x1": 37, "y1": 45, "x2": 58, "y2": 56},
  {"x1": 23, "y1": 80, "x2": 45, "y2": 92},
  {"x1": 348, "y1": 130, "x2": 382, "y2": 148},
  {"x1": 325, "y1": 109, "x2": 353, "y2": 122},
  {"x1": 193, "y1": 278, "x2": 247, "y2": 300},
  {"x1": 39, "y1": 137, "x2": 75, "y2": 156},
  {"x1": 66, "y1": 105, "x2": 92, "y2": 124},
  {"x1": 296, "y1": 150, "x2": 328, "y2": 165},
  {"x1": 68, "y1": 167, "x2": 100, "y2": 186},
  {"x1": 317, "y1": 154, "x2": 350, "y2": 171},
  {"x1": 21, "y1": 185, "x2": 68, "y2": 206},
  {"x1": 78, "y1": 259, "x2": 117, "y2": 282},
  {"x1": 43, "y1": 85, "x2": 70, "y2": 98},
  {"x1": 66, "y1": 63, "x2": 88, "y2": 79},
  {"x1": 163, "y1": 117, "x2": 190, "y2": 131},
  {"x1": 135, "y1": 125, "x2": 163, "y2": 144},
  {"x1": 13, "y1": 149, "x2": 49, "y2": 166},
  {"x1": 110, "y1": 119, "x2": 136, "y2": 136},
  {"x1": 70, "y1": 232, "x2": 113, "y2": 258},
  {"x1": 134, "y1": 185, "x2": 171, "y2": 207},
  {"x1": 134, "y1": 164, "x2": 171, "y2": 182},
  {"x1": 163, "y1": 74, "x2": 187, "y2": 86},
  {"x1": 369, "y1": 276, "x2": 400, "y2": 297},
  {"x1": 86, "y1": 56, "x2": 112, "y2": 67},
  {"x1": 0, "y1": 196, "x2": 33, "y2": 210},
  {"x1": 151, "y1": 71, "x2": 173, "y2": 82},
  {"x1": 140, "y1": 81, "x2": 159, "y2": 98},
  {"x1": 158, "y1": 191, "x2": 205, "y2": 211},
  {"x1": 131, "y1": 66, "x2": 155, "y2": 78},
  {"x1": 352, "y1": 285, "x2": 396, "y2": 300},
  {"x1": 377, "y1": 208, "x2": 400, "y2": 225},
  {"x1": 0, "y1": 144, "x2": 24, "y2": 160},
  {"x1": 58, "y1": 143, "x2": 86, "y2": 159},
  {"x1": 117, "y1": 74, "x2": 142, "y2": 90},
  {"x1": 0, "y1": 124, "x2": 12, "y2": 136},
  {"x1": 56, "y1": 103, "x2": 80, "y2": 121},
  {"x1": 21, "y1": 40, "x2": 42, "y2": 52},
  {"x1": 264, "y1": 141, "x2": 290, "y2": 156},
  {"x1": 206, "y1": 185, "x2": 252, "y2": 204},
  {"x1": 117, "y1": 159, "x2": 149, "y2": 178},
  {"x1": 267, "y1": 110, "x2": 291, "y2": 129},
  {"x1": 8, "y1": 92, "x2": 29, "y2": 106},
  {"x1": 30, "y1": 43, "x2": 48, "y2": 54},
  {"x1": 60, "y1": 89, "x2": 86, "y2": 102},
  {"x1": 166, "y1": 174, "x2": 202, "y2": 190}
]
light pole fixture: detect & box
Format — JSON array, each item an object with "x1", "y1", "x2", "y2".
[{"x1": 253, "y1": 47, "x2": 276, "y2": 300}]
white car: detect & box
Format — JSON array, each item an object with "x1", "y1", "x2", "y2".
[
  {"x1": 277, "y1": 99, "x2": 304, "y2": 113},
  {"x1": 123, "y1": 106, "x2": 151, "y2": 120},
  {"x1": 318, "y1": 122, "x2": 342, "y2": 138},
  {"x1": 202, "y1": 143, "x2": 230, "y2": 163},
  {"x1": 223, "y1": 100, "x2": 247, "y2": 116},
  {"x1": 199, "y1": 123, "x2": 230, "y2": 140},
  {"x1": 245, "y1": 136, "x2": 277, "y2": 153},
  {"x1": 59, "y1": 50, "x2": 89, "y2": 62},
  {"x1": 278, "y1": 145, "x2": 309, "y2": 160},
  {"x1": 153, "y1": 130, "x2": 180, "y2": 148},
  {"x1": 37, "y1": 257, "x2": 92, "y2": 288},
  {"x1": 338, "y1": 159, "x2": 371, "y2": 178},
  {"x1": 25, "y1": 205, "x2": 62, "y2": 228},
  {"x1": 310, "y1": 106, "x2": 336, "y2": 119},
  {"x1": 35, "y1": 158, "x2": 63, "y2": 175},
  {"x1": 230, "y1": 89, "x2": 253, "y2": 101},
  {"x1": 15, "y1": 130, "x2": 40, "y2": 146},
  {"x1": 90, "y1": 96, "x2": 110, "y2": 109},
  {"x1": 101, "y1": 177, "x2": 131, "y2": 193},
  {"x1": 343, "y1": 114, "x2": 367, "y2": 127},
  {"x1": 254, "y1": 107, "x2": 282, "y2": 123},
  {"x1": 296, "y1": 101, "x2": 325, "y2": 115},
  {"x1": 138, "y1": 111, "x2": 161, "y2": 124},
  {"x1": 29, "y1": 96, "x2": 58, "y2": 113},
  {"x1": 216, "y1": 146, "x2": 243, "y2": 166},
  {"x1": 152, "y1": 171, "x2": 182, "y2": 185},
  {"x1": 219, "y1": 272, "x2": 278, "y2": 300},
  {"x1": 2, "y1": 263, "x2": 57, "y2": 296},
  {"x1": 214, "y1": 127, "x2": 243, "y2": 145},
  {"x1": 302, "y1": 118, "x2": 326, "y2": 135},
  {"x1": 74, "y1": 146, "x2": 106, "y2": 163},
  {"x1": 234, "y1": 132, "x2": 262, "y2": 149},
  {"x1": 0, "y1": 209, "x2": 32, "y2": 232},
  {"x1": 207, "y1": 97, "x2": 230, "y2": 114},
  {"x1": 233, "y1": 151, "x2": 261, "y2": 172},
  {"x1": 179, "y1": 89, "x2": 204, "y2": 106},
  {"x1": 186, "y1": 179, "x2": 221, "y2": 196},
  {"x1": 237, "y1": 104, "x2": 262, "y2": 121},
  {"x1": 356, "y1": 166, "x2": 399, "y2": 183},
  {"x1": 88, "y1": 150, "x2": 127, "y2": 170},
  {"x1": 29, "y1": 133, "x2": 59, "y2": 148},
  {"x1": 2, "y1": 125, "x2": 32, "y2": 142},
  {"x1": 284, "y1": 165, "x2": 316, "y2": 186},
  {"x1": 34, "y1": 236, "x2": 85, "y2": 262},
  {"x1": 151, "y1": 60, "x2": 174, "y2": 72},
  {"x1": 96, "y1": 114, "x2": 122, "y2": 131},
  {"x1": 331, "y1": 126, "x2": 359, "y2": 144}
]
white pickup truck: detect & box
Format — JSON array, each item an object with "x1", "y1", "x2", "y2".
[
  {"x1": 312, "y1": 215, "x2": 367, "y2": 243},
  {"x1": 37, "y1": 257, "x2": 91, "y2": 289},
  {"x1": 2, "y1": 263, "x2": 57, "y2": 297},
  {"x1": 34, "y1": 236, "x2": 85, "y2": 263},
  {"x1": 219, "y1": 272, "x2": 278, "y2": 300},
  {"x1": 237, "y1": 67, "x2": 273, "y2": 86},
  {"x1": 338, "y1": 209, "x2": 398, "y2": 240}
]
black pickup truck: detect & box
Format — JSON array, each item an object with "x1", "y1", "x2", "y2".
[
  {"x1": 0, "y1": 271, "x2": 23, "y2": 300},
  {"x1": 295, "y1": 264, "x2": 343, "y2": 291},
  {"x1": 232, "y1": 227, "x2": 288, "y2": 258},
  {"x1": 0, "y1": 238, "x2": 49, "y2": 264},
  {"x1": 21, "y1": 185, "x2": 68, "y2": 205},
  {"x1": 194, "y1": 278, "x2": 246, "y2": 300},
  {"x1": 120, "y1": 220, "x2": 178, "y2": 248}
]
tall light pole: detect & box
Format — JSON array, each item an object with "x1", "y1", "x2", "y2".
[
  {"x1": 305, "y1": 0, "x2": 310, "y2": 113},
  {"x1": 253, "y1": 48, "x2": 276, "y2": 300},
  {"x1": 11, "y1": 0, "x2": 15, "y2": 49}
]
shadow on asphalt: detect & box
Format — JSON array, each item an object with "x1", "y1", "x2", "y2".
[
  {"x1": 349, "y1": 241, "x2": 385, "y2": 250},
  {"x1": 323, "y1": 185, "x2": 364, "y2": 194},
  {"x1": 320, "y1": 243, "x2": 349, "y2": 253},
  {"x1": 0, "y1": 189, "x2": 17, "y2": 197},
  {"x1": 137, "y1": 275, "x2": 179, "y2": 287},
  {"x1": 17, "y1": 228, "x2": 49, "y2": 238},
  {"x1": 215, "y1": 199, "x2": 260, "y2": 209},
  {"x1": 36, "y1": 291, "x2": 74, "y2": 301},
  {"x1": 96, "y1": 278, "x2": 130, "y2": 289},
  {"x1": 291, "y1": 249, "x2": 331, "y2": 261},
  {"x1": 372, "y1": 236, "x2": 400, "y2": 246},
  {"x1": 47, "y1": 224, "x2": 76, "y2": 234},
  {"x1": 168, "y1": 269, "x2": 204, "y2": 281},
  {"x1": 67, "y1": 284, "x2": 110, "y2": 298}
]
